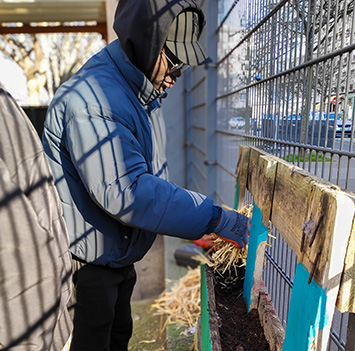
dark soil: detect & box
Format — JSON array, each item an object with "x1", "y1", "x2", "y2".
[{"x1": 212, "y1": 266, "x2": 270, "y2": 351}]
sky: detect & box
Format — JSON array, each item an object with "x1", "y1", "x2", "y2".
[{"x1": 0, "y1": 52, "x2": 29, "y2": 106}]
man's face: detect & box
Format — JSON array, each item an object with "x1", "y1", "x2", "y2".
[{"x1": 151, "y1": 47, "x2": 182, "y2": 92}]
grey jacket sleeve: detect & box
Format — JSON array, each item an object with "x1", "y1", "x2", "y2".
[{"x1": 0, "y1": 158, "x2": 72, "y2": 351}]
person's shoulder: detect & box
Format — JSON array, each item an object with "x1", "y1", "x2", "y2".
[{"x1": 0, "y1": 87, "x2": 23, "y2": 117}]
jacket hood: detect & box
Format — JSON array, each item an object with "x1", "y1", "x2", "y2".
[{"x1": 113, "y1": 0, "x2": 206, "y2": 80}]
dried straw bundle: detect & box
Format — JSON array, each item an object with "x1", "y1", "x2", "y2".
[
  {"x1": 151, "y1": 267, "x2": 201, "y2": 329},
  {"x1": 196, "y1": 204, "x2": 253, "y2": 278}
]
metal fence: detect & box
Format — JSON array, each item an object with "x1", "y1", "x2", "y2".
[{"x1": 185, "y1": 0, "x2": 355, "y2": 349}]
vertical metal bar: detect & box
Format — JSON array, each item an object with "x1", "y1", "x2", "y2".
[
  {"x1": 292, "y1": 0, "x2": 302, "y2": 152},
  {"x1": 275, "y1": 7, "x2": 283, "y2": 155},
  {"x1": 336, "y1": 0, "x2": 351, "y2": 187},
  {"x1": 184, "y1": 69, "x2": 193, "y2": 189},
  {"x1": 282, "y1": 237, "x2": 289, "y2": 327},
  {"x1": 278, "y1": 233, "x2": 284, "y2": 316},
  {"x1": 205, "y1": 0, "x2": 218, "y2": 201},
  {"x1": 279, "y1": 3, "x2": 289, "y2": 153},
  {"x1": 297, "y1": 0, "x2": 307, "y2": 164},
  {"x1": 246, "y1": 37, "x2": 252, "y2": 136},
  {"x1": 346, "y1": 101, "x2": 355, "y2": 189},
  {"x1": 285, "y1": 2, "x2": 296, "y2": 162},
  {"x1": 257, "y1": 18, "x2": 263, "y2": 141},
  {"x1": 271, "y1": 228, "x2": 276, "y2": 304},
  {"x1": 310, "y1": 0, "x2": 324, "y2": 162},
  {"x1": 301, "y1": 0, "x2": 316, "y2": 161},
  {"x1": 348, "y1": 11, "x2": 355, "y2": 153},
  {"x1": 266, "y1": 7, "x2": 273, "y2": 143},
  {"x1": 343, "y1": 2, "x2": 355, "y2": 336},
  {"x1": 328, "y1": 0, "x2": 341, "y2": 182},
  {"x1": 260, "y1": 0, "x2": 267, "y2": 141}
]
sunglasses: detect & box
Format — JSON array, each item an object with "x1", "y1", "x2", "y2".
[{"x1": 161, "y1": 50, "x2": 188, "y2": 75}]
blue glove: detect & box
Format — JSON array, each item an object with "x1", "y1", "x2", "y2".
[{"x1": 214, "y1": 209, "x2": 251, "y2": 248}]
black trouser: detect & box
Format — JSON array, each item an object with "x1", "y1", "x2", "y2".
[{"x1": 69, "y1": 257, "x2": 136, "y2": 351}]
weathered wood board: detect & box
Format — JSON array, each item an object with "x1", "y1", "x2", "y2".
[
  {"x1": 247, "y1": 148, "x2": 278, "y2": 227},
  {"x1": 257, "y1": 285, "x2": 285, "y2": 351},
  {"x1": 237, "y1": 145, "x2": 355, "y2": 287},
  {"x1": 199, "y1": 265, "x2": 222, "y2": 351},
  {"x1": 235, "y1": 146, "x2": 250, "y2": 209},
  {"x1": 336, "y1": 202, "x2": 355, "y2": 313},
  {"x1": 236, "y1": 145, "x2": 355, "y2": 334}
]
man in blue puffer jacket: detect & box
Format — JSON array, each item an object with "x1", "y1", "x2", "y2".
[{"x1": 43, "y1": 0, "x2": 250, "y2": 350}]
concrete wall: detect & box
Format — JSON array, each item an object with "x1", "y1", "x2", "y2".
[
  {"x1": 105, "y1": 0, "x2": 118, "y2": 43},
  {"x1": 162, "y1": 77, "x2": 186, "y2": 188},
  {"x1": 132, "y1": 77, "x2": 187, "y2": 300}
]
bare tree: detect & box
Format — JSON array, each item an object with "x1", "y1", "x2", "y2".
[
  {"x1": 246, "y1": 0, "x2": 354, "y2": 147},
  {"x1": 0, "y1": 23, "x2": 105, "y2": 105},
  {"x1": 291, "y1": 0, "x2": 355, "y2": 146}
]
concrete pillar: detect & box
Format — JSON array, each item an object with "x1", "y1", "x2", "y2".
[
  {"x1": 132, "y1": 235, "x2": 165, "y2": 301},
  {"x1": 105, "y1": 0, "x2": 118, "y2": 43}
]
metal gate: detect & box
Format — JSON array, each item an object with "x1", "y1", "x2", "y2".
[{"x1": 185, "y1": 0, "x2": 355, "y2": 349}]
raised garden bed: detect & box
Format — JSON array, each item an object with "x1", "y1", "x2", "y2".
[{"x1": 204, "y1": 265, "x2": 269, "y2": 351}]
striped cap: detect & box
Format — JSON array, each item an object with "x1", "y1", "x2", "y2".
[{"x1": 165, "y1": 10, "x2": 210, "y2": 66}]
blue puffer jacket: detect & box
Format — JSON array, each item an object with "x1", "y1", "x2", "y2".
[{"x1": 43, "y1": 40, "x2": 219, "y2": 267}]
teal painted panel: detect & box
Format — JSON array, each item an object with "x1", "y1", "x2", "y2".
[
  {"x1": 243, "y1": 203, "x2": 269, "y2": 311},
  {"x1": 283, "y1": 263, "x2": 329, "y2": 351},
  {"x1": 234, "y1": 180, "x2": 240, "y2": 210},
  {"x1": 200, "y1": 264, "x2": 212, "y2": 351}
]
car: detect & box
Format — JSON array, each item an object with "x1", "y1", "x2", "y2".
[
  {"x1": 308, "y1": 111, "x2": 351, "y2": 138},
  {"x1": 285, "y1": 114, "x2": 302, "y2": 121},
  {"x1": 310, "y1": 111, "x2": 339, "y2": 121},
  {"x1": 228, "y1": 117, "x2": 245, "y2": 129},
  {"x1": 336, "y1": 120, "x2": 352, "y2": 138}
]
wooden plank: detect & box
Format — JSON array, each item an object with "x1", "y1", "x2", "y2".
[
  {"x1": 235, "y1": 145, "x2": 355, "y2": 350},
  {"x1": 205, "y1": 267, "x2": 222, "y2": 351},
  {"x1": 242, "y1": 147, "x2": 355, "y2": 287},
  {"x1": 271, "y1": 160, "x2": 354, "y2": 286},
  {"x1": 245, "y1": 203, "x2": 285, "y2": 350},
  {"x1": 302, "y1": 184, "x2": 354, "y2": 285},
  {"x1": 200, "y1": 264, "x2": 213, "y2": 351},
  {"x1": 258, "y1": 287, "x2": 285, "y2": 351},
  {"x1": 253, "y1": 155, "x2": 277, "y2": 227},
  {"x1": 270, "y1": 160, "x2": 315, "y2": 257},
  {"x1": 247, "y1": 147, "x2": 277, "y2": 227},
  {"x1": 283, "y1": 192, "x2": 354, "y2": 350},
  {"x1": 243, "y1": 204, "x2": 269, "y2": 310},
  {"x1": 235, "y1": 146, "x2": 250, "y2": 209},
  {"x1": 336, "y1": 215, "x2": 355, "y2": 312},
  {"x1": 247, "y1": 147, "x2": 261, "y2": 202},
  {"x1": 200, "y1": 264, "x2": 222, "y2": 351}
]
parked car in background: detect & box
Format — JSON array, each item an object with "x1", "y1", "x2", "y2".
[
  {"x1": 336, "y1": 120, "x2": 353, "y2": 138},
  {"x1": 228, "y1": 117, "x2": 245, "y2": 129},
  {"x1": 310, "y1": 111, "x2": 340, "y2": 121},
  {"x1": 305, "y1": 111, "x2": 352, "y2": 138}
]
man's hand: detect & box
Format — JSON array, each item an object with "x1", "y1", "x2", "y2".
[{"x1": 214, "y1": 209, "x2": 251, "y2": 248}]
